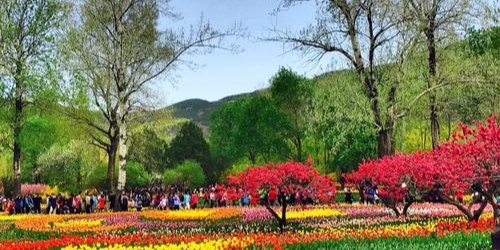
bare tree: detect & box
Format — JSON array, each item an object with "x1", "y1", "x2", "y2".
[
  {"x1": 268, "y1": 0, "x2": 491, "y2": 157},
  {"x1": 404, "y1": 0, "x2": 489, "y2": 149},
  {"x1": 268, "y1": 0, "x2": 415, "y2": 157},
  {"x1": 64, "y1": 0, "x2": 243, "y2": 203}
]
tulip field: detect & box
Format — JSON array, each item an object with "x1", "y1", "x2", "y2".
[{"x1": 0, "y1": 203, "x2": 495, "y2": 250}]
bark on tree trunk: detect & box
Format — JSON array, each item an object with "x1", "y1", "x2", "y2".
[
  {"x1": 380, "y1": 197, "x2": 401, "y2": 217},
  {"x1": 281, "y1": 198, "x2": 287, "y2": 229},
  {"x1": 12, "y1": 71, "x2": 23, "y2": 197},
  {"x1": 402, "y1": 199, "x2": 414, "y2": 216},
  {"x1": 429, "y1": 94, "x2": 440, "y2": 149},
  {"x1": 12, "y1": 141, "x2": 21, "y2": 197},
  {"x1": 492, "y1": 230, "x2": 500, "y2": 250},
  {"x1": 426, "y1": 12, "x2": 440, "y2": 150},
  {"x1": 294, "y1": 137, "x2": 302, "y2": 162},
  {"x1": 265, "y1": 203, "x2": 286, "y2": 233},
  {"x1": 377, "y1": 128, "x2": 393, "y2": 158},
  {"x1": 472, "y1": 199, "x2": 489, "y2": 222},
  {"x1": 265, "y1": 191, "x2": 288, "y2": 233},
  {"x1": 248, "y1": 150, "x2": 256, "y2": 166},
  {"x1": 106, "y1": 143, "x2": 117, "y2": 194},
  {"x1": 438, "y1": 191, "x2": 481, "y2": 222},
  {"x1": 491, "y1": 206, "x2": 500, "y2": 249},
  {"x1": 117, "y1": 102, "x2": 127, "y2": 194},
  {"x1": 114, "y1": 11, "x2": 127, "y2": 210},
  {"x1": 347, "y1": 13, "x2": 395, "y2": 159}
]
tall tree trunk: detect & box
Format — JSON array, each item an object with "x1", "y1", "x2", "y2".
[
  {"x1": 248, "y1": 150, "x2": 256, "y2": 166},
  {"x1": 114, "y1": 5, "x2": 127, "y2": 211},
  {"x1": 281, "y1": 197, "x2": 287, "y2": 230},
  {"x1": 447, "y1": 114, "x2": 452, "y2": 140},
  {"x1": 491, "y1": 203, "x2": 500, "y2": 249},
  {"x1": 347, "y1": 12, "x2": 394, "y2": 158},
  {"x1": 12, "y1": 140, "x2": 21, "y2": 196},
  {"x1": 323, "y1": 146, "x2": 327, "y2": 166},
  {"x1": 294, "y1": 137, "x2": 302, "y2": 162},
  {"x1": 402, "y1": 199, "x2": 414, "y2": 216},
  {"x1": 426, "y1": 10, "x2": 440, "y2": 150},
  {"x1": 423, "y1": 128, "x2": 428, "y2": 149},
  {"x1": 12, "y1": 66, "x2": 23, "y2": 197},
  {"x1": 116, "y1": 101, "x2": 127, "y2": 194},
  {"x1": 429, "y1": 86, "x2": 440, "y2": 149},
  {"x1": 377, "y1": 128, "x2": 393, "y2": 158},
  {"x1": 106, "y1": 141, "x2": 117, "y2": 193},
  {"x1": 264, "y1": 192, "x2": 287, "y2": 233}
]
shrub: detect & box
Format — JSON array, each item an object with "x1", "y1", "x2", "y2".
[
  {"x1": 125, "y1": 161, "x2": 152, "y2": 188},
  {"x1": 163, "y1": 160, "x2": 206, "y2": 189}
]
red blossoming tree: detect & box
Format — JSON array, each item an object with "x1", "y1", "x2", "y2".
[
  {"x1": 227, "y1": 157, "x2": 337, "y2": 232},
  {"x1": 352, "y1": 115, "x2": 500, "y2": 221},
  {"x1": 351, "y1": 152, "x2": 431, "y2": 216},
  {"x1": 351, "y1": 115, "x2": 500, "y2": 247}
]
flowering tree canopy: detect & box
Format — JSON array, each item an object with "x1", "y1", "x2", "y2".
[
  {"x1": 351, "y1": 115, "x2": 499, "y2": 225},
  {"x1": 227, "y1": 157, "x2": 337, "y2": 231},
  {"x1": 350, "y1": 152, "x2": 425, "y2": 216}
]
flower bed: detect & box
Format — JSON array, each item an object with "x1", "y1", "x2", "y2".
[{"x1": 0, "y1": 204, "x2": 493, "y2": 250}]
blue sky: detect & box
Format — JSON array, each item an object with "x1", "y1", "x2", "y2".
[{"x1": 155, "y1": 0, "x2": 337, "y2": 105}]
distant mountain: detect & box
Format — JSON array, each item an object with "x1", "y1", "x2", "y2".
[{"x1": 166, "y1": 90, "x2": 263, "y2": 128}]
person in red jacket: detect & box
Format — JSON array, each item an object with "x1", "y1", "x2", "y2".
[
  {"x1": 203, "y1": 189, "x2": 209, "y2": 207},
  {"x1": 98, "y1": 195, "x2": 106, "y2": 212},
  {"x1": 190, "y1": 190, "x2": 198, "y2": 209},
  {"x1": 5, "y1": 198, "x2": 14, "y2": 215}
]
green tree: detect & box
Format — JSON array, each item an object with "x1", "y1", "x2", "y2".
[
  {"x1": 0, "y1": 0, "x2": 66, "y2": 196},
  {"x1": 167, "y1": 121, "x2": 212, "y2": 177},
  {"x1": 270, "y1": 68, "x2": 312, "y2": 162},
  {"x1": 37, "y1": 141, "x2": 97, "y2": 193},
  {"x1": 20, "y1": 116, "x2": 58, "y2": 182},
  {"x1": 403, "y1": 0, "x2": 490, "y2": 149},
  {"x1": 168, "y1": 122, "x2": 209, "y2": 166},
  {"x1": 64, "y1": 0, "x2": 242, "y2": 199},
  {"x1": 308, "y1": 72, "x2": 376, "y2": 173},
  {"x1": 163, "y1": 160, "x2": 205, "y2": 189},
  {"x1": 128, "y1": 128, "x2": 168, "y2": 175},
  {"x1": 209, "y1": 96, "x2": 290, "y2": 166},
  {"x1": 269, "y1": 0, "x2": 481, "y2": 158},
  {"x1": 125, "y1": 162, "x2": 151, "y2": 188},
  {"x1": 467, "y1": 27, "x2": 500, "y2": 58}
]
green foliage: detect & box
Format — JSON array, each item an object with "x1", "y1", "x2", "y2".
[
  {"x1": 165, "y1": 121, "x2": 225, "y2": 183},
  {"x1": 163, "y1": 160, "x2": 205, "y2": 189},
  {"x1": 466, "y1": 27, "x2": 500, "y2": 57},
  {"x1": 128, "y1": 128, "x2": 168, "y2": 174},
  {"x1": 209, "y1": 96, "x2": 290, "y2": 165},
  {"x1": 85, "y1": 162, "x2": 112, "y2": 192},
  {"x1": 19, "y1": 116, "x2": 58, "y2": 182},
  {"x1": 307, "y1": 72, "x2": 376, "y2": 173},
  {"x1": 270, "y1": 67, "x2": 313, "y2": 162},
  {"x1": 36, "y1": 141, "x2": 98, "y2": 193},
  {"x1": 0, "y1": 0, "x2": 68, "y2": 112},
  {"x1": 168, "y1": 121, "x2": 210, "y2": 168},
  {"x1": 125, "y1": 161, "x2": 152, "y2": 188},
  {"x1": 0, "y1": 176, "x2": 15, "y2": 198}
]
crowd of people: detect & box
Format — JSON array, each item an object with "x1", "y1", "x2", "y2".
[
  {"x1": 0, "y1": 184, "x2": 317, "y2": 215},
  {"x1": 3, "y1": 183, "x2": 496, "y2": 216}
]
